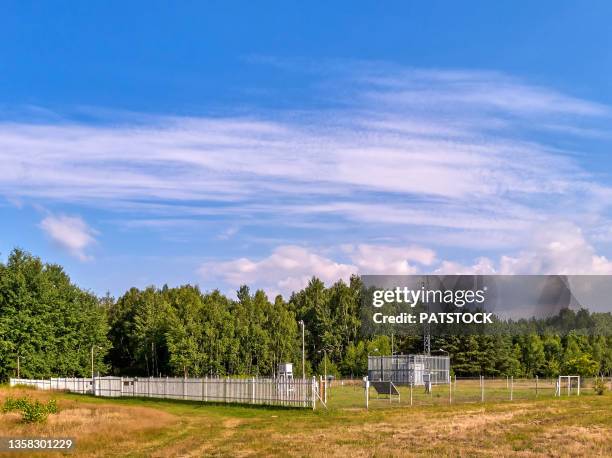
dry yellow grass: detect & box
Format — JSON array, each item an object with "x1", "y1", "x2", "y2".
[
  {"x1": 1, "y1": 385, "x2": 610, "y2": 457},
  {"x1": 0, "y1": 387, "x2": 177, "y2": 457}
]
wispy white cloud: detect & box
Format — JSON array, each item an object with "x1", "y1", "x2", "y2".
[
  {"x1": 217, "y1": 226, "x2": 239, "y2": 240},
  {"x1": 358, "y1": 67, "x2": 609, "y2": 116},
  {"x1": 0, "y1": 68, "x2": 606, "y2": 209},
  {"x1": 39, "y1": 214, "x2": 97, "y2": 261},
  {"x1": 2, "y1": 64, "x2": 612, "y2": 278}
]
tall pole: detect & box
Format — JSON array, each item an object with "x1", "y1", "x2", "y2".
[
  {"x1": 324, "y1": 349, "x2": 327, "y2": 404},
  {"x1": 423, "y1": 280, "x2": 430, "y2": 355},
  {"x1": 324, "y1": 350, "x2": 327, "y2": 382},
  {"x1": 299, "y1": 320, "x2": 305, "y2": 380}
]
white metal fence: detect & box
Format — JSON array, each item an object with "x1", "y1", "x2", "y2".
[
  {"x1": 9, "y1": 378, "x2": 94, "y2": 393},
  {"x1": 10, "y1": 376, "x2": 317, "y2": 409},
  {"x1": 8, "y1": 378, "x2": 52, "y2": 391}
]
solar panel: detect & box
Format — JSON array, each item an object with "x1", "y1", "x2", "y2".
[{"x1": 371, "y1": 380, "x2": 399, "y2": 395}]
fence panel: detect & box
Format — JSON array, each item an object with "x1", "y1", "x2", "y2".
[
  {"x1": 13, "y1": 375, "x2": 611, "y2": 410},
  {"x1": 9, "y1": 378, "x2": 51, "y2": 390},
  {"x1": 9, "y1": 376, "x2": 314, "y2": 408}
]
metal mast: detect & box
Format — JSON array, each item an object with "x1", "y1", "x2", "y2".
[{"x1": 423, "y1": 279, "x2": 431, "y2": 356}]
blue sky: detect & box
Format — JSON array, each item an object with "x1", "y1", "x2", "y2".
[{"x1": 2, "y1": 1, "x2": 612, "y2": 297}]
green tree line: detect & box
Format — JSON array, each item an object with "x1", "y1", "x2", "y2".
[{"x1": 1, "y1": 249, "x2": 611, "y2": 381}]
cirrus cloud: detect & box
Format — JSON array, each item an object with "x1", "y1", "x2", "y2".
[{"x1": 2, "y1": 62, "x2": 612, "y2": 293}]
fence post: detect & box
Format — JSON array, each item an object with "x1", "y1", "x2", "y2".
[
  {"x1": 164, "y1": 376, "x2": 168, "y2": 399},
  {"x1": 535, "y1": 375, "x2": 538, "y2": 397},
  {"x1": 449, "y1": 378, "x2": 452, "y2": 404},
  {"x1": 323, "y1": 376, "x2": 327, "y2": 405},
  {"x1": 312, "y1": 376, "x2": 316, "y2": 410},
  {"x1": 481, "y1": 376, "x2": 484, "y2": 403},
  {"x1": 510, "y1": 376, "x2": 513, "y2": 401},
  {"x1": 364, "y1": 376, "x2": 369, "y2": 410},
  {"x1": 252, "y1": 377, "x2": 255, "y2": 405},
  {"x1": 321, "y1": 375, "x2": 324, "y2": 402},
  {"x1": 577, "y1": 376, "x2": 580, "y2": 396},
  {"x1": 182, "y1": 377, "x2": 185, "y2": 400},
  {"x1": 410, "y1": 382, "x2": 413, "y2": 406}
]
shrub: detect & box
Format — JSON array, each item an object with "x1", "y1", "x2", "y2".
[
  {"x1": 593, "y1": 378, "x2": 606, "y2": 396},
  {"x1": 2, "y1": 397, "x2": 29, "y2": 413},
  {"x1": 46, "y1": 399, "x2": 58, "y2": 414},
  {"x1": 1, "y1": 396, "x2": 59, "y2": 423},
  {"x1": 21, "y1": 400, "x2": 50, "y2": 423}
]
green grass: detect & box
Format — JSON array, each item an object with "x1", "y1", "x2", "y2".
[
  {"x1": 330, "y1": 378, "x2": 564, "y2": 410},
  {"x1": 1, "y1": 383, "x2": 611, "y2": 457}
]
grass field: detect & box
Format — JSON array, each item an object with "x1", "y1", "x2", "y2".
[{"x1": 1, "y1": 383, "x2": 611, "y2": 457}]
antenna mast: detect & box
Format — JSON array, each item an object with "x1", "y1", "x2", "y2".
[{"x1": 423, "y1": 279, "x2": 431, "y2": 355}]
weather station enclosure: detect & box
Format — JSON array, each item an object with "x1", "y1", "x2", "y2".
[{"x1": 368, "y1": 355, "x2": 450, "y2": 385}]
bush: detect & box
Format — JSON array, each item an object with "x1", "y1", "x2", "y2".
[
  {"x1": 20, "y1": 400, "x2": 50, "y2": 423},
  {"x1": 593, "y1": 378, "x2": 607, "y2": 396},
  {"x1": 46, "y1": 398, "x2": 58, "y2": 414},
  {"x1": 1, "y1": 396, "x2": 59, "y2": 423},
  {"x1": 2, "y1": 397, "x2": 29, "y2": 413}
]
